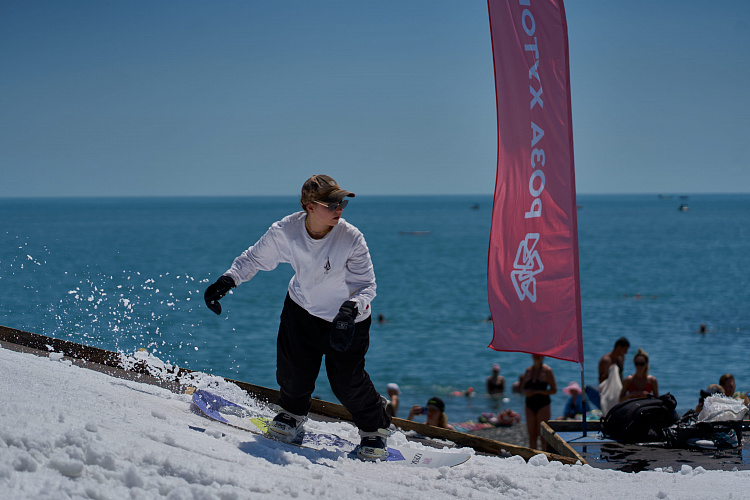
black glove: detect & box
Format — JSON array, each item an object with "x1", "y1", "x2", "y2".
[
  {"x1": 204, "y1": 275, "x2": 236, "y2": 315},
  {"x1": 330, "y1": 300, "x2": 358, "y2": 352}
]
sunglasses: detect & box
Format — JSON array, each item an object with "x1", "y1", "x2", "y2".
[
  {"x1": 314, "y1": 199, "x2": 348, "y2": 212},
  {"x1": 634, "y1": 362, "x2": 646, "y2": 366}
]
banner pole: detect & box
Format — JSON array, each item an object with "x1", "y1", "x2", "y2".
[{"x1": 580, "y1": 362, "x2": 588, "y2": 437}]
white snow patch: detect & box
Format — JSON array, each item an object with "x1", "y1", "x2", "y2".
[{"x1": 2, "y1": 344, "x2": 750, "y2": 499}]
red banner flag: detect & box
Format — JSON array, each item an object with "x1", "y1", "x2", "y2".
[{"x1": 486, "y1": 0, "x2": 583, "y2": 362}]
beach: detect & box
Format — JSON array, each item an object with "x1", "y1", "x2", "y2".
[{"x1": 470, "y1": 423, "x2": 530, "y2": 449}]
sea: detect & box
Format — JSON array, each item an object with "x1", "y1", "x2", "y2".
[{"x1": 1, "y1": 194, "x2": 749, "y2": 426}]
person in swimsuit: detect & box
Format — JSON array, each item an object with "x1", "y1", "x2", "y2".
[
  {"x1": 619, "y1": 348, "x2": 659, "y2": 402},
  {"x1": 486, "y1": 363, "x2": 506, "y2": 395},
  {"x1": 719, "y1": 373, "x2": 750, "y2": 405},
  {"x1": 407, "y1": 397, "x2": 455, "y2": 430},
  {"x1": 385, "y1": 383, "x2": 400, "y2": 417},
  {"x1": 598, "y1": 336, "x2": 630, "y2": 383},
  {"x1": 520, "y1": 354, "x2": 557, "y2": 450}
]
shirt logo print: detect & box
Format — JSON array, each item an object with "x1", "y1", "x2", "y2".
[{"x1": 324, "y1": 257, "x2": 331, "y2": 274}]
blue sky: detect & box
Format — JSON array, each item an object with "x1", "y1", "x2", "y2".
[{"x1": 1, "y1": 1, "x2": 748, "y2": 197}]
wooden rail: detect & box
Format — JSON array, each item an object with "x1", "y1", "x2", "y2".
[{"x1": 540, "y1": 421, "x2": 587, "y2": 462}]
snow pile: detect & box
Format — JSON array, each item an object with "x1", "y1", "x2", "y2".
[{"x1": 2, "y1": 345, "x2": 750, "y2": 499}]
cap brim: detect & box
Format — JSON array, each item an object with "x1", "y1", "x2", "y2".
[{"x1": 322, "y1": 190, "x2": 355, "y2": 202}]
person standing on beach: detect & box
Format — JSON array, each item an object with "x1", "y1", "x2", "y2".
[
  {"x1": 598, "y1": 337, "x2": 630, "y2": 383},
  {"x1": 203, "y1": 175, "x2": 391, "y2": 461},
  {"x1": 598, "y1": 337, "x2": 630, "y2": 415},
  {"x1": 486, "y1": 363, "x2": 506, "y2": 395},
  {"x1": 520, "y1": 354, "x2": 557, "y2": 450}
]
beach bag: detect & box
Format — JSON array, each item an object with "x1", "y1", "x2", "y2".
[
  {"x1": 601, "y1": 393, "x2": 678, "y2": 443},
  {"x1": 663, "y1": 411, "x2": 742, "y2": 449},
  {"x1": 698, "y1": 395, "x2": 748, "y2": 422}
]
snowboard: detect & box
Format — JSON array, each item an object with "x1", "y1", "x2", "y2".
[{"x1": 191, "y1": 389, "x2": 471, "y2": 468}]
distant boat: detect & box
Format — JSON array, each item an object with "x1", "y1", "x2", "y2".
[
  {"x1": 398, "y1": 231, "x2": 431, "y2": 236},
  {"x1": 470, "y1": 204, "x2": 480, "y2": 210},
  {"x1": 658, "y1": 194, "x2": 672, "y2": 200},
  {"x1": 679, "y1": 203, "x2": 689, "y2": 211}
]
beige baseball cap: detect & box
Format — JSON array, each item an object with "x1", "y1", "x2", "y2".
[{"x1": 300, "y1": 175, "x2": 355, "y2": 207}]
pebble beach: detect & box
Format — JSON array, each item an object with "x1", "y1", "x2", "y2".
[{"x1": 470, "y1": 422, "x2": 531, "y2": 448}]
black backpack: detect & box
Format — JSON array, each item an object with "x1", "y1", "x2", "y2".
[{"x1": 602, "y1": 394, "x2": 678, "y2": 443}]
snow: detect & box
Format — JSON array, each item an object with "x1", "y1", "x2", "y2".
[{"x1": 2, "y1": 345, "x2": 750, "y2": 500}]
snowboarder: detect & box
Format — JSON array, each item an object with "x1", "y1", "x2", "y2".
[{"x1": 204, "y1": 175, "x2": 391, "y2": 460}]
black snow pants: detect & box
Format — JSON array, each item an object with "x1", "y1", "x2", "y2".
[{"x1": 276, "y1": 294, "x2": 391, "y2": 433}]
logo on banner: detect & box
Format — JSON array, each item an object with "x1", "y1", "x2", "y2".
[{"x1": 510, "y1": 233, "x2": 543, "y2": 303}]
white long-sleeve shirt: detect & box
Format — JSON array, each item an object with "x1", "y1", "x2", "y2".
[{"x1": 224, "y1": 211, "x2": 376, "y2": 322}]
